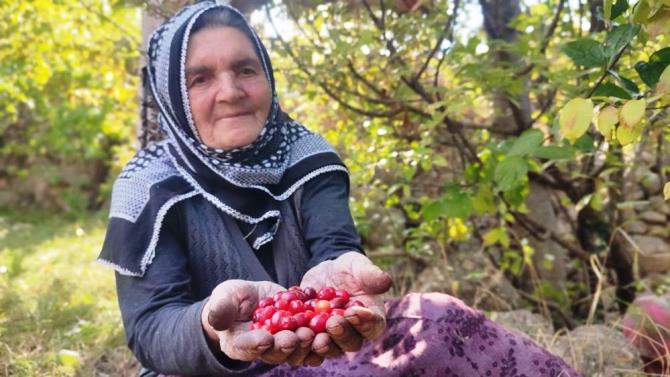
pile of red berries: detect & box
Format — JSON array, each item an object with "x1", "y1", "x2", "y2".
[{"x1": 250, "y1": 286, "x2": 365, "y2": 334}]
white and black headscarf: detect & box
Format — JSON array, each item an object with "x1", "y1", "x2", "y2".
[{"x1": 99, "y1": 1, "x2": 347, "y2": 277}]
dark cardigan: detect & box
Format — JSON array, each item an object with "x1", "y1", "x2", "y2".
[{"x1": 115, "y1": 171, "x2": 362, "y2": 376}]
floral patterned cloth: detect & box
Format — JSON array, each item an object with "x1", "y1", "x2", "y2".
[{"x1": 262, "y1": 292, "x2": 580, "y2": 377}]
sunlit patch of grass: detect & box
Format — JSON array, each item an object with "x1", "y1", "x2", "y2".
[{"x1": 0, "y1": 210, "x2": 138, "y2": 376}]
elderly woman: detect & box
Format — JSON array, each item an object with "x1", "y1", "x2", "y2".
[{"x1": 99, "y1": 2, "x2": 581, "y2": 376}]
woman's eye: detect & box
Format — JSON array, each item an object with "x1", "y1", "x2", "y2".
[
  {"x1": 189, "y1": 76, "x2": 207, "y2": 87},
  {"x1": 240, "y1": 67, "x2": 257, "y2": 76}
]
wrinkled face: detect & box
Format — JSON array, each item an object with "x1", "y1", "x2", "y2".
[{"x1": 185, "y1": 26, "x2": 272, "y2": 150}]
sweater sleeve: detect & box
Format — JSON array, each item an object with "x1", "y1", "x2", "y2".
[
  {"x1": 300, "y1": 170, "x2": 364, "y2": 268},
  {"x1": 114, "y1": 206, "x2": 255, "y2": 376}
]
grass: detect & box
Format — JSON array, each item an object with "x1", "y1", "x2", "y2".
[{"x1": 0, "y1": 209, "x2": 138, "y2": 377}]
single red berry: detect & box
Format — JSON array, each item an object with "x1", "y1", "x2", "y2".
[
  {"x1": 304, "y1": 299, "x2": 318, "y2": 311},
  {"x1": 273, "y1": 291, "x2": 285, "y2": 302},
  {"x1": 293, "y1": 312, "x2": 310, "y2": 328},
  {"x1": 304, "y1": 310, "x2": 315, "y2": 321},
  {"x1": 315, "y1": 299, "x2": 331, "y2": 314},
  {"x1": 331, "y1": 308, "x2": 345, "y2": 317},
  {"x1": 280, "y1": 291, "x2": 299, "y2": 302},
  {"x1": 289, "y1": 300, "x2": 305, "y2": 314},
  {"x1": 255, "y1": 306, "x2": 276, "y2": 323},
  {"x1": 334, "y1": 289, "x2": 350, "y2": 301},
  {"x1": 329, "y1": 297, "x2": 347, "y2": 309},
  {"x1": 317, "y1": 287, "x2": 336, "y2": 300},
  {"x1": 274, "y1": 299, "x2": 290, "y2": 311},
  {"x1": 345, "y1": 299, "x2": 366, "y2": 309},
  {"x1": 309, "y1": 312, "x2": 330, "y2": 333},
  {"x1": 280, "y1": 315, "x2": 299, "y2": 331},
  {"x1": 257, "y1": 297, "x2": 275, "y2": 308},
  {"x1": 303, "y1": 287, "x2": 317, "y2": 299},
  {"x1": 271, "y1": 310, "x2": 292, "y2": 328}
]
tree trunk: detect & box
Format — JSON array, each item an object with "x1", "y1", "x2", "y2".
[{"x1": 479, "y1": 0, "x2": 532, "y2": 135}]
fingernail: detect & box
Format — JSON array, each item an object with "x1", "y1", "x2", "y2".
[
  {"x1": 329, "y1": 323, "x2": 344, "y2": 336},
  {"x1": 256, "y1": 344, "x2": 271, "y2": 352},
  {"x1": 280, "y1": 346, "x2": 294, "y2": 354},
  {"x1": 345, "y1": 315, "x2": 361, "y2": 325}
]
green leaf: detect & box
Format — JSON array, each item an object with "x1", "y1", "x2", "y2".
[
  {"x1": 422, "y1": 188, "x2": 473, "y2": 220},
  {"x1": 575, "y1": 134, "x2": 596, "y2": 152},
  {"x1": 508, "y1": 129, "x2": 544, "y2": 156},
  {"x1": 483, "y1": 227, "x2": 510, "y2": 248},
  {"x1": 607, "y1": 70, "x2": 640, "y2": 94},
  {"x1": 472, "y1": 185, "x2": 497, "y2": 214},
  {"x1": 494, "y1": 156, "x2": 528, "y2": 192},
  {"x1": 603, "y1": 24, "x2": 639, "y2": 57},
  {"x1": 423, "y1": 200, "x2": 446, "y2": 222},
  {"x1": 650, "y1": 48, "x2": 670, "y2": 64},
  {"x1": 562, "y1": 39, "x2": 608, "y2": 68},
  {"x1": 604, "y1": 0, "x2": 613, "y2": 20},
  {"x1": 441, "y1": 188, "x2": 473, "y2": 219},
  {"x1": 635, "y1": 48, "x2": 670, "y2": 87},
  {"x1": 532, "y1": 145, "x2": 576, "y2": 160},
  {"x1": 611, "y1": 0, "x2": 629, "y2": 19},
  {"x1": 592, "y1": 82, "x2": 632, "y2": 99}
]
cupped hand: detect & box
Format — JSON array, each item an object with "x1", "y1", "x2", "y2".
[
  {"x1": 202, "y1": 279, "x2": 316, "y2": 365},
  {"x1": 300, "y1": 252, "x2": 393, "y2": 358}
]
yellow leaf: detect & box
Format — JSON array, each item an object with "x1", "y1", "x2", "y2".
[
  {"x1": 616, "y1": 99, "x2": 646, "y2": 146},
  {"x1": 559, "y1": 98, "x2": 593, "y2": 143},
  {"x1": 595, "y1": 105, "x2": 618, "y2": 140},
  {"x1": 619, "y1": 99, "x2": 646, "y2": 128},
  {"x1": 664, "y1": 182, "x2": 670, "y2": 200},
  {"x1": 646, "y1": 8, "x2": 670, "y2": 38},
  {"x1": 656, "y1": 65, "x2": 670, "y2": 95},
  {"x1": 616, "y1": 122, "x2": 643, "y2": 145}
]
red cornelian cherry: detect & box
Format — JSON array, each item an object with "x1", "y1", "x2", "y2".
[
  {"x1": 314, "y1": 299, "x2": 331, "y2": 314},
  {"x1": 250, "y1": 286, "x2": 365, "y2": 334},
  {"x1": 334, "y1": 289, "x2": 350, "y2": 301},
  {"x1": 331, "y1": 308, "x2": 345, "y2": 316},
  {"x1": 329, "y1": 297, "x2": 347, "y2": 309},
  {"x1": 317, "y1": 287, "x2": 336, "y2": 300},
  {"x1": 309, "y1": 312, "x2": 330, "y2": 333}
]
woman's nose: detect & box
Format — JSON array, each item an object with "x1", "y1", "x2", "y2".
[{"x1": 215, "y1": 73, "x2": 244, "y2": 102}]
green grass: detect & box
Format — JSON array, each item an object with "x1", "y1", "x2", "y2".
[{"x1": 0, "y1": 210, "x2": 138, "y2": 376}]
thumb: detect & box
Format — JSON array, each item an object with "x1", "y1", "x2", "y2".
[
  {"x1": 207, "y1": 280, "x2": 258, "y2": 331},
  {"x1": 353, "y1": 259, "x2": 393, "y2": 295}
]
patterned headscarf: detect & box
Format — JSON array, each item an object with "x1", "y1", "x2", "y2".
[{"x1": 98, "y1": 1, "x2": 347, "y2": 276}]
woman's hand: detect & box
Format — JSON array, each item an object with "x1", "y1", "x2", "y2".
[
  {"x1": 201, "y1": 279, "x2": 316, "y2": 366},
  {"x1": 300, "y1": 252, "x2": 393, "y2": 361}
]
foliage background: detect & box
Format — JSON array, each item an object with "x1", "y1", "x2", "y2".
[{"x1": 1, "y1": 0, "x2": 669, "y2": 375}]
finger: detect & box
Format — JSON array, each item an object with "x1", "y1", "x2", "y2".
[
  {"x1": 344, "y1": 306, "x2": 386, "y2": 340},
  {"x1": 260, "y1": 330, "x2": 299, "y2": 365},
  {"x1": 208, "y1": 281, "x2": 258, "y2": 331},
  {"x1": 285, "y1": 327, "x2": 315, "y2": 366},
  {"x1": 225, "y1": 328, "x2": 273, "y2": 361},
  {"x1": 352, "y1": 259, "x2": 393, "y2": 295},
  {"x1": 326, "y1": 315, "x2": 363, "y2": 353},
  {"x1": 303, "y1": 352, "x2": 324, "y2": 367},
  {"x1": 311, "y1": 332, "x2": 343, "y2": 359}
]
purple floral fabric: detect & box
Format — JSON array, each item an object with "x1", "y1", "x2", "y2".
[
  {"x1": 263, "y1": 293, "x2": 580, "y2": 377},
  {"x1": 160, "y1": 293, "x2": 580, "y2": 376}
]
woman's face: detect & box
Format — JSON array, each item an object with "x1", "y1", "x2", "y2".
[{"x1": 185, "y1": 26, "x2": 271, "y2": 150}]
